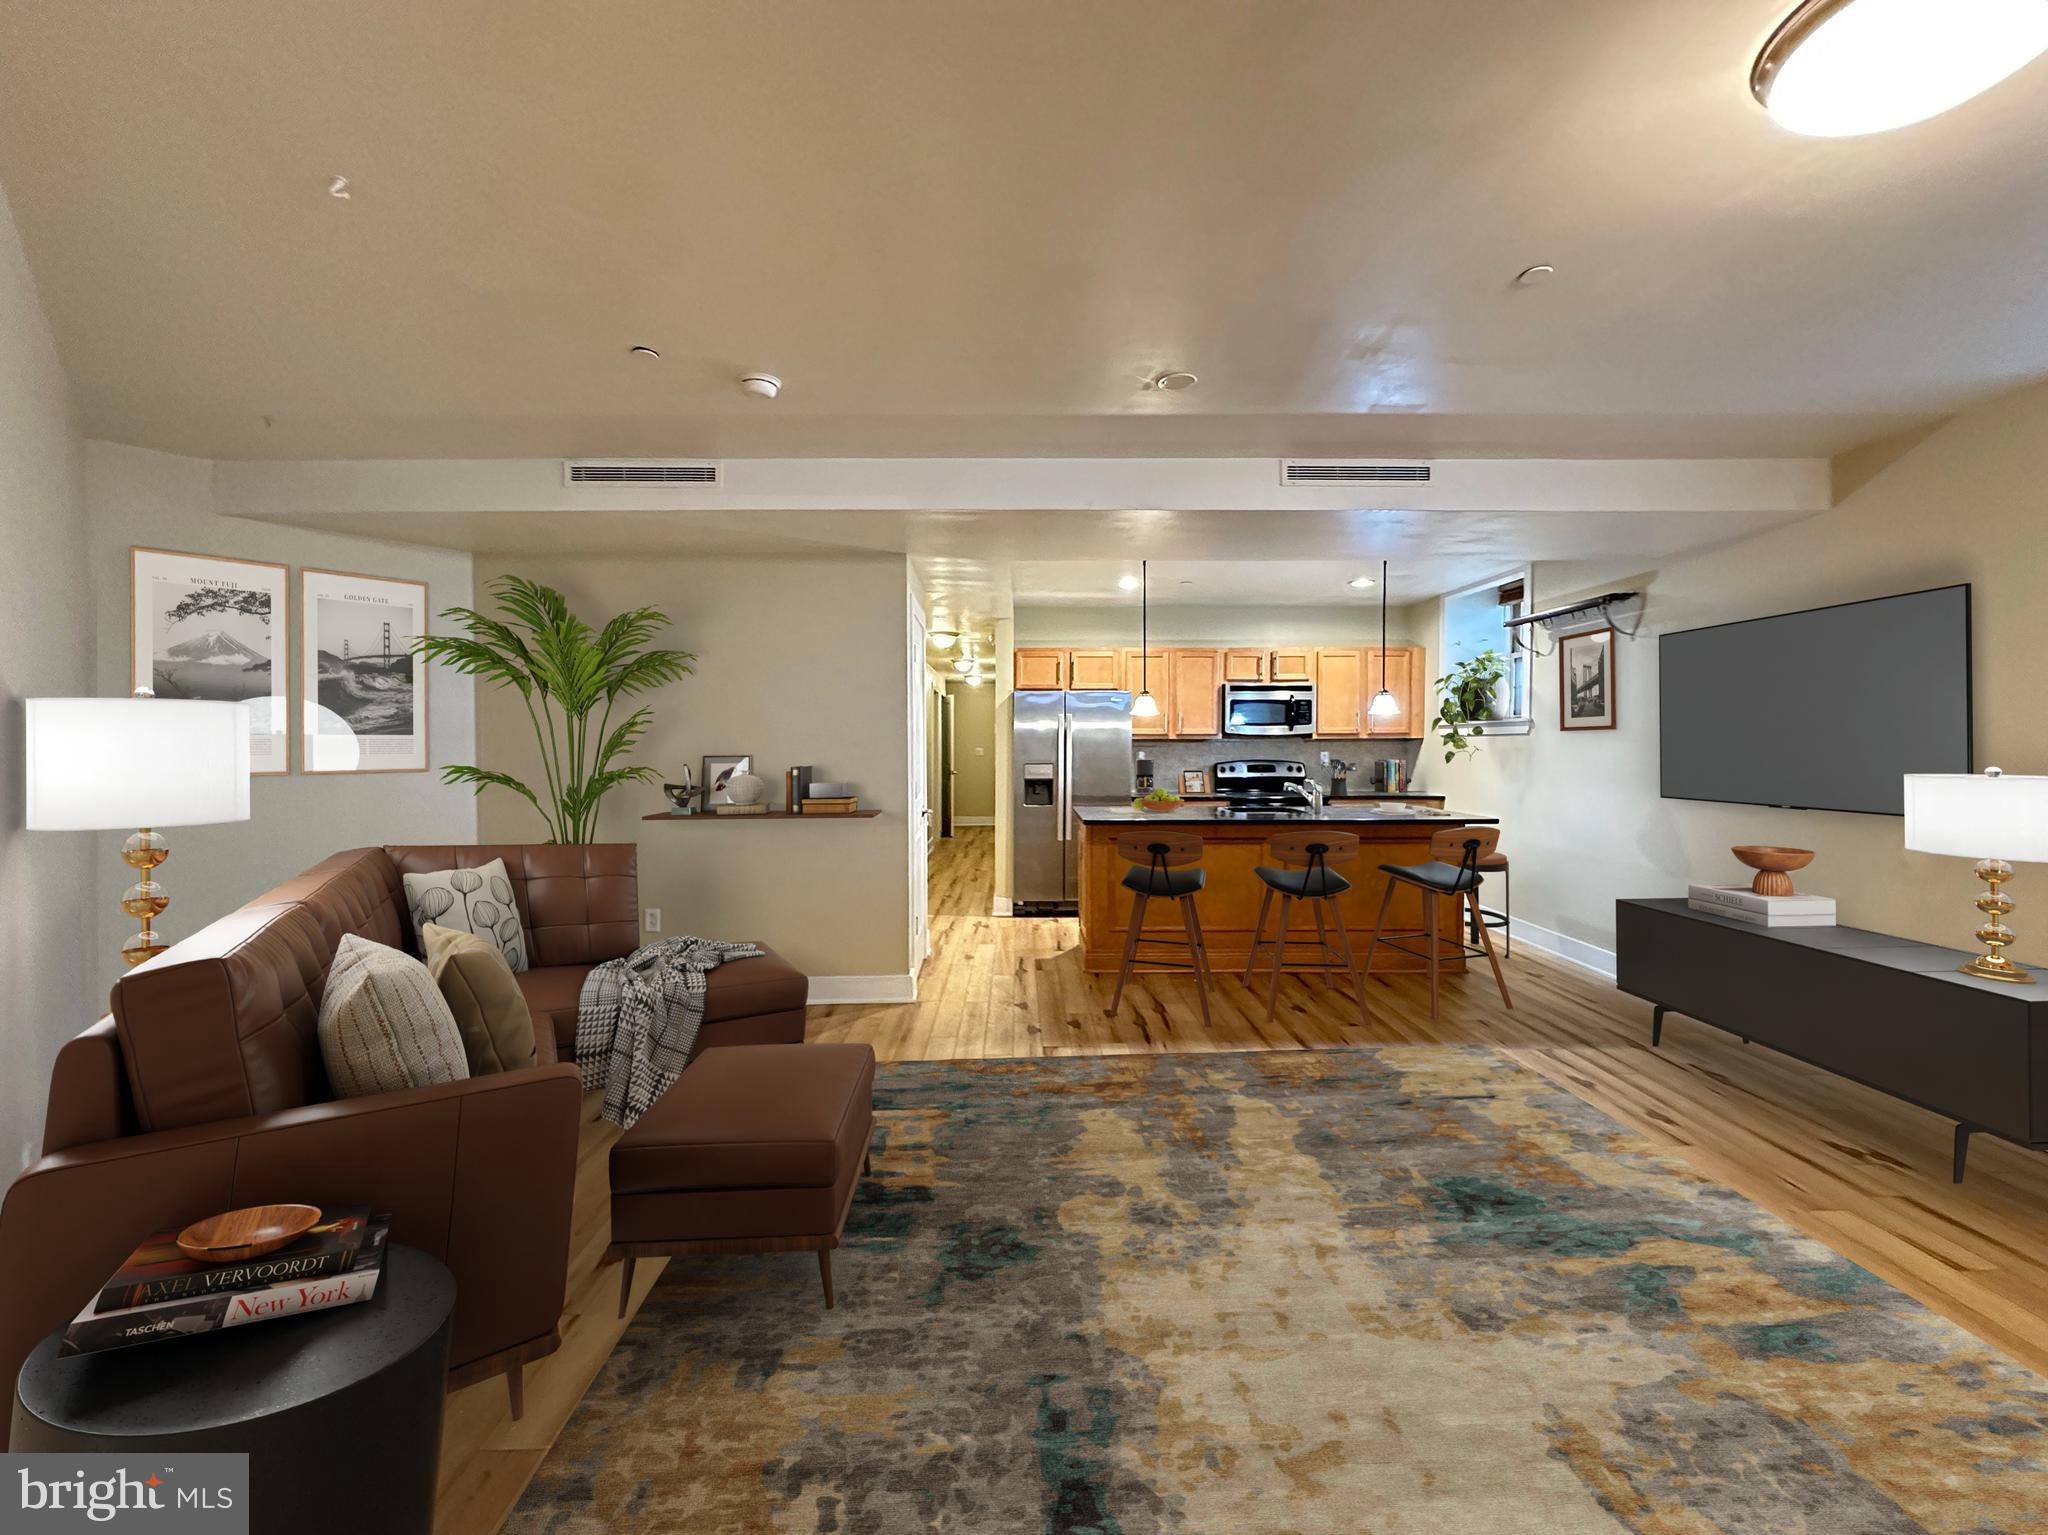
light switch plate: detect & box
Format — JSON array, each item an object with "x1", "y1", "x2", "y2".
[{"x1": 644, "y1": 908, "x2": 662, "y2": 932}]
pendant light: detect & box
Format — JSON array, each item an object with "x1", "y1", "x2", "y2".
[
  {"x1": 1752, "y1": 0, "x2": 2048, "y2": 138},
  {"x1": 1131, "y1": 560, "x2": 1161, "y2": 719},
  {"x1": 1367, "y1": 559, "x2": 1400, "y2": 720}
]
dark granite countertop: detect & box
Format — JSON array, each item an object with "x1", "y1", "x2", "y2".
[{"x1": 1074, "y1": 804, "x2": 1496, "y2": 827}]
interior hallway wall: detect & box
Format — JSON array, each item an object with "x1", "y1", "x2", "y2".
[
  {"x1": 947, "y1": 680, "x2": 997, "y2": 820},
  {"x1": 1417, "y1": 381, "x2": 2048, "y2": 966},
  {"x1": 0, "y1": 180, "x2": 94, "y2": 1171}
]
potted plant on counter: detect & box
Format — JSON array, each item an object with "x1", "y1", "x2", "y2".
[
  {"x1": 415, "y1": 576, "x2": 696, "y2": 843},
  {"x1": 1432, "y1": 649, "x2": 1509, "y2": 764}
]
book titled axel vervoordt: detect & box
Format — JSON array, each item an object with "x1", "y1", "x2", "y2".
[
  {"x1": 61, "y1": 1217, "x2": 391, "y2": 1357},
  {"x1": 92, "y1": 1206, "x2": 373, "y2": 1313}
]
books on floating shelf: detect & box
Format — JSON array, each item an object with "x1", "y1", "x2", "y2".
[
  {"x1": 714, "y1": 802, "x2": 768, "y2": 816},
  {"x1": 1686, "y1": 884, "x2": 1837, "y2": 927},
  {"x1": 63, "y1": 1211, "x2": 390, "y2": 1356},
  {"x1": 803, "y1": 797, "x2": 859, "y2": 815}
]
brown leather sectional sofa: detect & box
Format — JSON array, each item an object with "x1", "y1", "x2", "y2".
[{"x1": 0, "y1": 843, "x2": 808, "y2": 1445}]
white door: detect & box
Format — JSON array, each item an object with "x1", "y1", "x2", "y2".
[{"x1": 907, "y1": 595, "x2": 932, "y2": 976}]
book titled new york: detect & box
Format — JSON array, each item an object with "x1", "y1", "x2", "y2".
[
  {"x1": 61, "y1": 1218, "x2": 391, "y2": 1357},
  {"x1": 93, "y1": 1205, "x2": 373, "y2": 1314}
]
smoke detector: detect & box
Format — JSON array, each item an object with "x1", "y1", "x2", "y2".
[
  {"x1": 1150, "y1": 370, "x2": 1198, "y2": 391},
  {"x1": 740, "y1": 373, "x2": 782, "y2": 400}
]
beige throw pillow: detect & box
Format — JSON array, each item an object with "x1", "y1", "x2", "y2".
[
  {"x1": 401, "y1": 858, "x2": 528, "y2": 972},
  {"x1": 423, "y1": 922, "x2": 538, "y2": 1076},
  {"x1": 318, "y1": 932, "x2": 470, "y2": 1098}
]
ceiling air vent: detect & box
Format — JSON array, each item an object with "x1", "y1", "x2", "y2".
[
  {"x1": 1280, "y1": 460, "x2": 1432, "y2": 486},
  {"x1": 563, "y1": 459, "x2": 720, "y2": 485}
]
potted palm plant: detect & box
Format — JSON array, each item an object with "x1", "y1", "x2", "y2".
[
  {"x1": 1432, "y1": 649, "x2": 1509, "y2": 764},
  {"x1": 414, "y1": 576, "x2": 695, "y2": 844}
]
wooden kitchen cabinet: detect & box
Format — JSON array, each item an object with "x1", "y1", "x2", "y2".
[
  {"x1": 1270, "y1": 647, "x2": 1316, "y2": 683},
  {"x1": 1119, "y1": 647, "x2": 1172, "y2": 737},
  {"x1": 1313, "y1": 647, "x2": 1365, "y2": 737},
  {"x1": 1363, "y1": 646, "x2": 1424, "y2": 738},
  {"x1": 1169, "y1": 649, "x2": 1224, "y2": 737},
  {"x1": 1222, "y1": 649, "x2": 1267, "y2": 683},
  {"x1": 1067, "y1": 648, "x2": 1123, "y2": 690},
  {"x1": 1013, "y1": 648, "x2": 1067, "y2": 690}
]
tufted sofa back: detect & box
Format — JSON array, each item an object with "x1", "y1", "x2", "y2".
[{"x1": 83, "y1": 845, "x2": 636, "y2": 1140}]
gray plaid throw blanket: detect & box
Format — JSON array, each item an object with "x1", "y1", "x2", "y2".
[{"x1": 576, "y1": 936, "x2": 763, "y2": 1128}]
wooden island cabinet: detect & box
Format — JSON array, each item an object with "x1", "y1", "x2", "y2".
[{"x1": 1013, "y1": 641, "x2": 1427, "y2": 740}]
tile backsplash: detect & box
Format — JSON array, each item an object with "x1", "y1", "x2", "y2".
[{"x1": 1132, "y1": 739, "x2": 1423, "y2": 796}]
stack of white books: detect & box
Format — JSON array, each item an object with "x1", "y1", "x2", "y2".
[{"x1": 1687, "y1": 883, "x2": 1837, "y2": 927}]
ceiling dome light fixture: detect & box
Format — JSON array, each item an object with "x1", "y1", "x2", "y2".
[
  {"x1": 739, "y1": 373, "x2": 782, "y2": 399},
  {"x1": 1752, "y1": 0, "x2": 2048, "y2": 137},
  {"x1": 1150, "y1": 371, "x2": 1199, "y2": 392},
  {"x1": 1367, "y1": 560, "x2": 1401, "y2": 721},
  {"x1": 929, "y1": 630, "x2": 958, "y2": 651},
  {"x1": 1131, "y1": 560, "x2": 1162, "y2": 720}
]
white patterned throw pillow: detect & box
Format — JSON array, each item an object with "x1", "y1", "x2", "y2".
[
  {"x1": 318, "y1": 933, "x2": 470, "y2": 1098},
  {"x1": 402, "y1": 857, "x2": 529, "y2": 972}
]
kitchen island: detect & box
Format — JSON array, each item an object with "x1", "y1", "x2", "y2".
[{"x1": 1074, "y1": 804, "x2": 1500, "y2": 976}]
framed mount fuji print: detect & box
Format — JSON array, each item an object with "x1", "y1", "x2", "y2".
[
  {"x1": 130, "y1": 547, "x2": 289, "y2": 774},
  {"x1": 300, "y1": 568, "x2": 429, "y2": 773}
]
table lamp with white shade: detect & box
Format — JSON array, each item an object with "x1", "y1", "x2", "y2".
[
  {"x1": 26, "y1": 696, "x2": 251, "y2": 966},
  {"x1": 1903, "y1": 768, "x2": 2048, "y2": 984}
]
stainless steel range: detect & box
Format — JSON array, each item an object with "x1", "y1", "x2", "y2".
[{"x1": 1212, "y1": 758, "x2": 1313, "y2": 816}]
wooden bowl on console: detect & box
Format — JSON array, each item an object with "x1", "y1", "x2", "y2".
[
  {"x1": 1731, "y1": 845, "x2": 1814, "y2": 897},
  {"x1": 177, "y1": 1204, "x2": 323, "y2": 1264}
]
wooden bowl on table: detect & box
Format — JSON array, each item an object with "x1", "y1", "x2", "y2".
[
  {"x1": 1731, "y1": 845, "x2": 1814, "y2": 897},
  {"x1": 176, "y1": 1204, "x2": 323, "y2": 1264}
]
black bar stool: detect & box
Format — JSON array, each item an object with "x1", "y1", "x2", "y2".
[
  {"x1": 1469, "y1": 845, "x2": 1511, "y2": 957},
  {"x1": 1362, "y1": 826, "x2": 1513, "y2": 1020},
  {"x1": 1105, "y1": 828, "x2": 1215, "y2": 1028},
  {"x1": 1243, "y1": 828, "x2": 1369, "y2": 1027}
]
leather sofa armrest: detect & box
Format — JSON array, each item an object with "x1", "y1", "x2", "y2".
[{"x1": 0, "y1": 1062, "x2": 582, "y2": 1449}]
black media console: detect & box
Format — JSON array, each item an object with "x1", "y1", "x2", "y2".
[{"x1": 1615, "y1": 898, "x2": 2048, "y2": 1182}]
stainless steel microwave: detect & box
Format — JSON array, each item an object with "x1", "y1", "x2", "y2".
[{"x1": 1223, "y1": 683, "x2": 1316, "y2": 737}]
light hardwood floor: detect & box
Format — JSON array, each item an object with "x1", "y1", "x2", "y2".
[{"x1": 437, "y1": 825, "x2": 2048, "y2": 1535}]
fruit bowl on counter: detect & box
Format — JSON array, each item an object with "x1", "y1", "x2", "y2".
[{"x1": 1133, "y1": 788, "x2": 1184, "y2": 813}]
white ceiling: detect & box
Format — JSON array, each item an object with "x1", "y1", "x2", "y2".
[{"x1": 4, "y1": 1, "x2": 2047, "y2": 461}]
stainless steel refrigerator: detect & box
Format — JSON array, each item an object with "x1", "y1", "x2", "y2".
[{"x1": 1013, "y1": 690, "x2": 1134, "y2": 909}]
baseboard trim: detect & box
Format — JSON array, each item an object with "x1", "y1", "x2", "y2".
[
  {"x1": 992, "y1": 896, "x2": 1013, "y2": 917},
  {"x1": 952, "y1": 815, "x2": 996, "y2": 827},
  {"x1": 808, "y1": 974, "x2": 918, "y2": 1006},
  {"x1": 1507, "y1": 917, "x2": 1617, "y2": 980}
]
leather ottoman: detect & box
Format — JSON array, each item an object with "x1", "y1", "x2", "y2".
[{"x1": 606, "y1": 1043, "x2": 876, "y2": 1311}]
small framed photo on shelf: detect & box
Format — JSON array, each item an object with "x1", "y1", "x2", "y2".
[
  {"x1": 1180, "y1": 769, "x2": 1207, "y2": 795},
  {"x1": 703, "y1": 755, "x2": 753, "y2": 805},
  {"x1": 300, "y1": 568, "x2": 430, "y2": 772},
  {"x1": 1559, "y1": 625, "x2": 1617, "y2": 731},
  {"x1": 130, "y1": 547, "x2": 289, "y2": 775}
]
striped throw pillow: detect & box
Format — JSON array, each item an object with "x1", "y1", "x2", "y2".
[{"x1": 318, "y1": 932, "x2": 471, "y2": 1098}]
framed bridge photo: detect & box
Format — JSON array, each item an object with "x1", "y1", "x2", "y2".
[
  {"x1": 130, "y1": 546, "x2": 289, "y2": 774},
  {"x1": 300, "y1": 567, "x2": 429, "y2": 773}
]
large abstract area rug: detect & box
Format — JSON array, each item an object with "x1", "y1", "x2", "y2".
[{"x1": 509, "y1": 1049, "x2": 2048, "y2": 1533}]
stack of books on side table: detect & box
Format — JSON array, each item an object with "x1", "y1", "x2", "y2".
[
  {"x1": 1687, "y1": 884, "x2": 1837, "y2": 927},
  {"x1": 62, "y1": 1208, "x2": 390, "y2": 1355}
]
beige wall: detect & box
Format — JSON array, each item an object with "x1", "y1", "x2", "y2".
[
  {"x1": 948, "y1": 680, "x2": 997, "y2": 819},
  {"x1": 0, "y1": 181, "x2": 95, "y2": 1171},
  {"x1": 85, "y1": 441, "x2": 479, "y2": 977},
  {"x1": 1419, "y1": 380, "x2": 2048, "y2": 965},
  {"x1": 472, "y1": 554, "x2": 913, "y2": 983}
]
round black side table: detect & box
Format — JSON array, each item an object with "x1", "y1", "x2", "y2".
[{"x1": 12, "y1": 1243, "x2": 455, "y2": 1535}]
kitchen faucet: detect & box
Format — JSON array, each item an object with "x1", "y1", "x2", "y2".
[{"x1": 1285, "y1": 779, "x2": 1325, "y2": 816}]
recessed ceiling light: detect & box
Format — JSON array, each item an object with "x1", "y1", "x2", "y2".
[
  {"x1": 1515, "y1": 264, "x2": 1556, "y2": 286},
  {"x1": 326, "y1": 175, "x2": 351, "y2": 200},
  {"x1": 1347, "y1": 575, "x2": 1377, "y2": 589},
  {"x1": 629, "y1": 345, "x2": 661, "y2": 360},
  {"x1": 1117, "y1": 574, "x2": 1141, "y2": 592},
  {"x1": 739, "y1": 373, "x2": 782, "y2": 400},
  {"x1": 1752, "y1": 0, "x2": 2048, "y2": 137},
  {"x1": 1150, "y1": 371, "x2": 1199, "y2": 391}
]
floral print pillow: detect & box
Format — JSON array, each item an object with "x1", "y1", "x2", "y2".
[{"x1": 402, "y1": 858, "x2": 528, "y2": 972}]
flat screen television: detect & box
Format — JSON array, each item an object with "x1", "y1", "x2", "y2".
[{"x1": 1658, "y1": 584, "x2": 1971, "y2": 816}]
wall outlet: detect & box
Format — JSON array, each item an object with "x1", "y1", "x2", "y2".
[
  {"x1": 1319, "y1": 750, "x2": 1330, "y2": 766},
  {"x1": 644, "y1": 907, "x2": 662, "y2": 932}
]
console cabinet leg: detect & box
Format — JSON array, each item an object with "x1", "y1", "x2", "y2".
[
  {"x1": 1651, "y1": 1005, "x2": 1666, "y2": 1048},
  {"x1": 1953, "y1": 1123, "x2": 1975, "y2": 1184}
]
